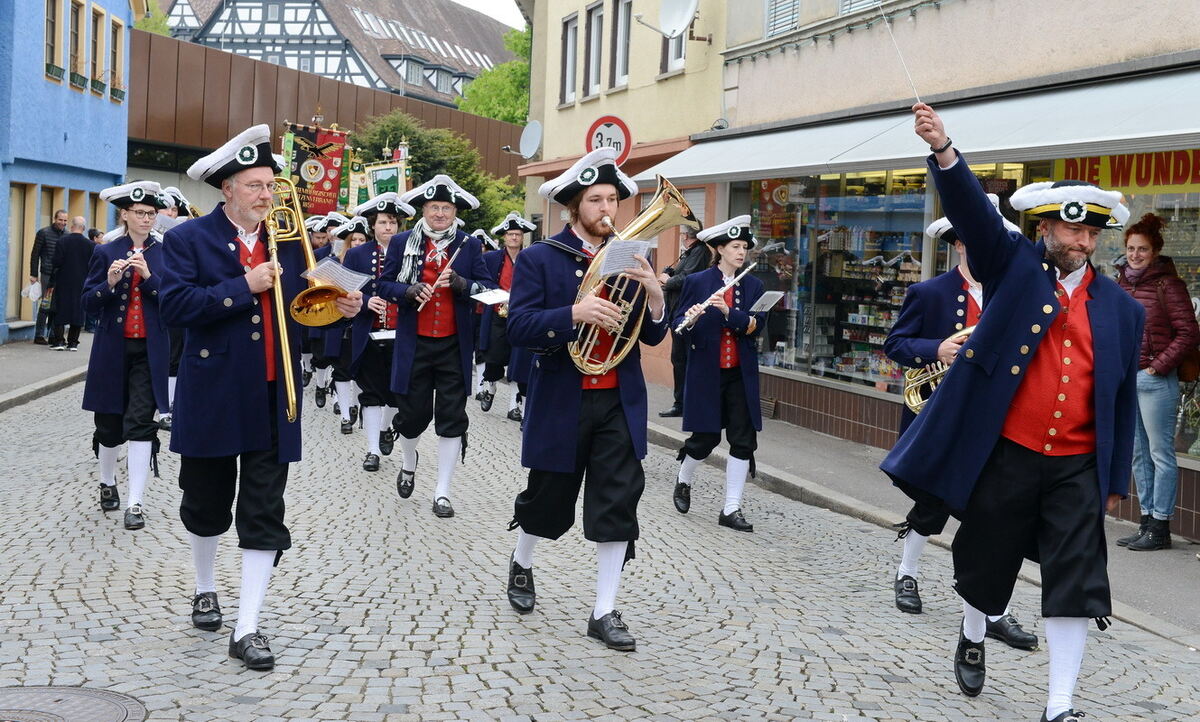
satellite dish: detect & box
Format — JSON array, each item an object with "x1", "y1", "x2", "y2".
[
  {"x1": 518, "y1": 121, "x2": 542, "y2": 160},
  {"x1": 660, "y1": 0, "x2": 699, "y2": 39}
]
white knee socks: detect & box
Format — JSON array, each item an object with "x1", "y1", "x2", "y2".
[
  {"x1": 98, "y1": 443, "x2": 119, "y2": 486},
  {"x1": 167, "y1": 376, "x2": 177, "y2": 408},
  {"x1": 474, "y1": 363, "x2": 486, "y2": 392},
  {"x1": 593, "y1": 540, "x2": 627, "y2": 620},
  {"x1": 315, "y1": 367, "x2": 331, "y2": 388},
  {"x1": 234, "y1": 549, "x2": 276, "y2": 641},
  {"x1": 363, "y1": 406, "x2": 383, "y2": 455},
  {"x1": 190, "y1": 533, "x2": 220, "y2": 594},
  {"x1": 434, "y1": 436, "x2": 461, "y2": 501},
  {"x1": 334, "y1": 381, "x2": 354, "y2": 421},
  {"x1": 513, "y1": 529, "x2": 541, "y2": 568},
  {"x1": 399, "y1": 433, "x2": 420, "y2": 473},
  {"x1": 385, "y1": 406, "x2": 399, "y2": 429},
  {"x1": 988, "y1": 605, "x2": 1011, "y2": 623},
  {"x1": 677, "y1": 454, "x2": 701, "y2": 486},
  {"x1": 126, "y1": 440, "x2": 152, "y2": 507},
  {"x1": 1045, "y1": 617, "x2": 1088, "y2": 719},
  {"x1": 962, "y1": 599, "x2": 987, "y2": 643},
  {"x1": 897, "y1": 531, "x2": 929, "y2": 580},
  {"x1": 300, "y1": 352, "x2": 312, "y2": 373},
  {"x1": 507, "y1": 386, "x2": 520, "y2": 412},
  {"x1": 724, "y1": 457, "x2": 749, "y2": 515}
]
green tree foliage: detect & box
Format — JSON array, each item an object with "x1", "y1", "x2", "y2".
[
  {"x1": 455, "y1": 27, "x2": 531, "y2": 125},
  {"x1": 350, "y1": 111, "x2": 523, "y2": 232},
  {"x1": 135, "y1": 1, "x2": 172, "y2": 36}
]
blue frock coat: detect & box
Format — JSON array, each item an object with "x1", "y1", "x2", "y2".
[
  {"x1": 342, "y1": 238, "x2": 393, "y2": 372},
  {"x1": 880, "y1": 153, "x2": 1144, "y2": 513},
  {"x1": 374, "y1": 229, "x2": 492, "y2": 394},
  {"x1": 160, "y1": 205, "x2": 317, "y2": 463},
  {"x1": 507, "y1": 225, "x2": 669, "y2": 473},
  {"x1": 478, "y1": 248, "x2": 533, "y2": 384},
  {"x1": 882, "y1": 267, "x2": 975, "y2": 434},
  {"x1": 673, "y1": 265, "x2": 766, "y2": 434},
  {"x1": 81, "y1": 236, "x2": 170, "y2": 415}
]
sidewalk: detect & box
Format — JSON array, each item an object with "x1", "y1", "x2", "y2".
[
  {"x1": 0, "y1": 336, "x2": 92, "y2": 412},
  {"x1": 645, "y1": 381, "x2": 1200, "y2": 644}
]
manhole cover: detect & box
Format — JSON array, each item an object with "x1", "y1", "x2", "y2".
[{"x1": 0, "y1": 687, "x2": 146, "y2": 722}]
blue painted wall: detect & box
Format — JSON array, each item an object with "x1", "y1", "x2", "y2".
[{"x1": 0, "y1": 0, "x2": 132, "y2": 343}]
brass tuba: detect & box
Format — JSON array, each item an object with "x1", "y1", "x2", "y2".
[
  {"x1": 902, "y1": 326, "x2": 975, "y2": 414},
  {"x1": 568, "y1": 175, "x2": 701, "y2": 375}
]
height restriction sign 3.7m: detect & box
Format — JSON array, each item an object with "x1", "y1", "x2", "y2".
[{"x1": 586, "y1": 116, "x2": 632, "y2": 166}]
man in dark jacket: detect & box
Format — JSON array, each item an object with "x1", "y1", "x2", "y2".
[
  {"x1": 29, "y1": 209, "x2": 68, "y2": 344},
  {"x1": 48, "y1": 216, "x2": 94, "y2": 350},
  {"x1": 658, "y1": 226, "x2": 711, "y2": 416}
]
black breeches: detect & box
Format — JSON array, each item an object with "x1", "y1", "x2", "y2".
[
  {"x1": 93, "y1": 338, "x2": 158, "y2": 447},
  {"x1": 905, "y1": 501, "x2": 950, "y2": 537},
  {"x1": 357, "y1": 339, "x2": 399, "y2": 408},
  {"x1": 394, "y1": 335, "x2": 468, "y2": 439},
  {"x1": 681, "y1": 368, "x2": 757, "y2": 462}
]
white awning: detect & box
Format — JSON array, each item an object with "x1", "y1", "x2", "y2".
[{"x1": 634, "y1": 68, "x2": 1200, "y2": 186}]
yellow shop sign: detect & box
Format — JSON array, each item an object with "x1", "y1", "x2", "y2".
[{"x1": 1054, "y1": 149, "x2": 1200, "y2": 194}]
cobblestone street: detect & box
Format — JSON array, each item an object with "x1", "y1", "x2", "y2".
[{"x1": 2, "y1": 379, "x2": 1198, "y2": 721}]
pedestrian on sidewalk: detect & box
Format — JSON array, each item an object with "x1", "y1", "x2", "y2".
[
  {"x1": 82, "y1": 182, "x2": 172, "y2": 532},
  {"x1": 1115, "y1": 212, "x2": 1199, "y2": 551},
  {"x1": 29, "y1": 209, "x2": 68, "y2": 344},
  {"x1": 671, "y1": 215, "x2": 766, "y2": 533},
  {"x1": 48, "y1": 216, "x2": 94, "y2": 351},
  {"x1": 884, "y1": 103, "x2": 1142, "y2": 722},
  {"x1": 161, "y1": 124, "x2": 362, "y2": 672},
  {"x1": 658, "y1": 225, "x2": 710, "y2": 417}
]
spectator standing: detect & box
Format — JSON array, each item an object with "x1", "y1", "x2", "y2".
[
  {"x1": 48, "y1": 216, "x2": 95, "y2": 351},
  {"x1": 658, "y1": 226, "x2": 711, "y2": 417},
  {"x1": 29, "y1": 210, "x2": 68, "y2": 344},
  {"x1": 1115, "y1": 213, "x2": 1200, "y2": 552}
]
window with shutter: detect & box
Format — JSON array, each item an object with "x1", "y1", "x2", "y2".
[{"x1": 765, "y1": 0, "x2": 800, "y2": 37}]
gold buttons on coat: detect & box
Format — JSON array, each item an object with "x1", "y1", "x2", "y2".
[
  {"x1": 1032, "y1": 324, "x2": 1042, "y2": 334},
  {"x1": 1011, "y1": 365, "x2": 1020, "y2": 375},
  {"x1": 200, "y1": 349, "x2": 210, "y2": 358},
  {"x1": 575, "y1": 269, "x2": 584, "y2": 277},
  {"x1": 223, "y1": 298, "x2": 233, "y2": 307},
  {"x1": 1043, "y1": 263, "x2": 1050, "y2": 271},
  {"x1": 964, "y1": 349, "x2": 974, "y2": 359},
  {"x1": 1019, "y1": 345, "x2": 1029, "y2": 354},
  {"x1": 956, "y1": 309, "x2": 964, "y2": 317},
  {"x1": 251, "y1": 332, "x2": 261, "y2": 341},
  {"x1": 1043, "y1": 304, "x2": 1054, "y2": 314},
  {"x1": 252, "y1": 315, "x2": 261, "y2": 324},
  {"x1": 547, "y1": 330, "x2": 556, "y2": 339},
  {"x1": 957, "y1": 295, "x2": 965, "y2": 302},
  {"x1": 955, "y1": 323, "x2": 964, "y2": 330},
  {"x1": 914, "y1": 357, "x2": 922, "y2": 364}
]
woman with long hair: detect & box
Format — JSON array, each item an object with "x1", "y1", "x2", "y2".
[{"x1": 1116, "y1": 213, "x2": 1200, "y2": 551}]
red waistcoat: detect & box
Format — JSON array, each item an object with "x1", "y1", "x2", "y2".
[
  {"x1": 238, "y1": 238, "x2": 276, "y2": 382},
  {"x1": 416, "y1": 238, "x2": 457, "y2": 338},
  {"x1": 123, "y1": 271, "x2": 147, "y2": 339},
  {"x1": 372, "y1": 245, "x2": 398, "y2": 330},
  {"x1": 719, "y1": 285, "x2": 740, "y2": 369},
  {"x1": 579, "y1": 245, "x2": 618, "y2": 390}
]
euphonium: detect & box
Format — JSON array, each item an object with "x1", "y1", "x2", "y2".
[
  {"x1": 567, "y1": 175, "x2": 701, "y2": 375},
  {"x1": 902, "y1": 325, "x2": 975, "y2": 414}
]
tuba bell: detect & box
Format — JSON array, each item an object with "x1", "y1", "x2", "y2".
[
  {"x1": 902, "y1": 326, "x2": 975, "y2": 414},
  {"x1": 568, "y1": 175, "x2": 701, "y2": 375}
]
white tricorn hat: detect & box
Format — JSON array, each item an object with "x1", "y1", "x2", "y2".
[
  {"x1": 1010, "y1": 180, "x2": 1129, "y2": 229},
  {"x1": 926, "y1": 193, "x2": 1021, "y2": 241},
  {"x1": 186, "y1": 124, "x2": 284, "y2": 188},
  {"x1": 100, "y1": 180, "x2": 171, "y2": 210},
  {"x1": 491, "y1": 211, "x2": 537, "y2": 236},
  {"x1": 401, "y1": 174, "x2": 479, "y2": 211},
  {"x1": 697, "y1": 214, "x2": 755, "y2": 249},
  {"x1": 330, "y1": 216, "x2": 370, "y2": 240},
  {"x1": 353, "y1": 191, "x2": 415, "y2": 219},
  {"x1": 537, "y1": 147, "x2": 637, "y2": 205}
]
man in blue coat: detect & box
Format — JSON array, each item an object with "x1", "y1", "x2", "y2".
[
  {"x1": 502, "y1": 147, "x2": 670, "y2": 652},
  {"x1": 345, "y1": 193, "x2": 415, "y2": 472},
  {"x1": 374, "y1": 175, "x2": 492, "y2": 518},
  {"x1": 884, "y1": 104, "x2": 1141, "y2": 721},
  {"x1": 882, "y1": 204, "x2": 1037, "y2": 652},
  {"x1": 478, "y1": 211, "x2": 537, "y2": 421},
  {"x1": 161, "y1": 124, "x2": 362, "y2": 671},
  {"x1": 671, "y1": 215, "x2": 766, "y2": 532}
]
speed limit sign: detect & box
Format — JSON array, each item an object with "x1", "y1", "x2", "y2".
[{"x1": 585, "y1": 116, "x2": 632, "y2": 166}]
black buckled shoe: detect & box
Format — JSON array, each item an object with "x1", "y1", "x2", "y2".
[
  {"x1": 718, "y1": 508, "x2": 754, "y2": 532},
  {"x1": 894, "y1": 575, "x2": 922, "y2": 614},
  {"x1": 507, "y1": 558, "x2": 535, "y2": 614},
  {"x1": 1041, "y1": 709, "x2": 1086, "y2": 722},
  {"x1": 158, "y1": 413, "x2": 172, "y2": 431},
  {"x1": 396, "y1": 451, "x2": 417, "y2": 498},
  {"x1": 587, "y1": 610, "x2": 636, "y2": 651},
  {"x1": 229, "y1": 631, "x2": 275, "y2": 671},
  {"x1": 348, "y1": 405, "x2": 359, "y2": 426},
  {"x1": 954, "y1": 629, "x2": 986, "y2": 697},
  {"x1": 333, "y1": 400, "x2": 341, "y2": 416},
  {"x1": 985, "y1": 613, "x2": 1038, "y2": 651},
  {"x1": 658, "y1": 404, "x2": 682, "y2": 418},
  {"x1": 672, "y1": 482, "x2": 691, "y2": 514},
  {"x1": 340, "y1": 418, "x2": 354, "y2": 435},
  {"x1": 432, "y1": 497, "x2": 455, "y2": 518},
  {"x1": 99, "y1": 484, "x2": 120, "y2": 512},
  {"x1": 123, "y1": 505, "x2": 145, "y2": 530},
  {"x1": 191, "y1": 592, "x2": 222, "y2": 631},
  {"x1": 362, "y1": 453, "x2": 380, "y2": 472},
  {"x1": 302, "y1": 369, "x2": 312, "y2": 388},
  {"x1": 480, "y1": 390, "x2": 495, "y2": 412},
  {"x1": 506, "y1": 407, "x2": 523, "y2": 422},
  {"x1": 314, "y1": 384, "x2": 327, "y2": 408},
  {"x1": 379, "y1": 429, "x2": 395, "y2": 456}
]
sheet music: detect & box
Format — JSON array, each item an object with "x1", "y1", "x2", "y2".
[
  {"x1": 369, "y1": 330, "x2": 396, "y2": 341},
  {"x1": 748, "y1": 291, "x2": 785, "y2": 313},
  {"x1": 597, "y1": 240, "x2": 653, "y2": 278},
  {"x1": 470, "y1": 288, "x2": 510, "y2": 305},
  {"x1": 301, "y1": 257, "x2": 371, "y2": 293}
]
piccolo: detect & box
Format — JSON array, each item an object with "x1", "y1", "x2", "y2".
[{"x1": 416, "y1": 244, "x2": 464, "y2": 311}]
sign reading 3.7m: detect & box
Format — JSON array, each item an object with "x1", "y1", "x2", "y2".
[{"x1": 586, "y1": 116, "x2": 632, "y2": 166}]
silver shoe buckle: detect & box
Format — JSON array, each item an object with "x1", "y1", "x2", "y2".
[{"x1": 964, "y1": 648, "x2": 982, "y2": 665}]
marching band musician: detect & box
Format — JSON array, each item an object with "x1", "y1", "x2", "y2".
[
  {"x1": 374, "y1": 175, "x2": 492, "y2": 518},
  {"x1": 160, "y1": 124, "x2": 363, "y2": 671},
  {"x1": 326, "y1": 216, "x2": 370, "y2": 435},
  {"x1": 344, "y1": 193, "x2": 416, "y2": 472},
  {"x1": 883, "y1": 104, "x2": 1140, "y2": 721},
  {"x1": 82, "y1": 181, "x2": 172, "y2": 531},
  {"x1": 503, "y1": 148, "x2": 668, "y2": 652},
  {"x1": 299, "y1": 214, "x2": 333, "y2": 388},
  {"x1": 309, "y1": 211, "x2": 348, "y2": 407},
  {"x1": 471, "y1": 228, "x2": 498, "y2": 401},
  {"x1": 477, "y1": 212, "x2": 537, "y2": 421},
  {"x1": 157, "y1": 186, "x2": 196, "y2": 430},
  {"x1": 881, "y1": 199, "x2": 1038, "y2": 653},
  {"x1": 671, "y1": 216, "x2": 766, "y2": 533}
]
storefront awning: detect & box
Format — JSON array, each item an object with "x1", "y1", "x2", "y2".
[{"x1": 633, "y1": 68, "x2": 1200, "y2": 186}]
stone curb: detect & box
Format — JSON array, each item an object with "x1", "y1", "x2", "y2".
[
  {"x1": 0, "y1": 366, "x2": 88, "y2": 415},
  {"x1": 646, "y1": 420, "x2": 1200, "y2": 651}
]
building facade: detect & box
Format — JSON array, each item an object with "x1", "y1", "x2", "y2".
[
  {"x1": 164, "y1": 0, "x2": 514, "y2": 106},
  {"x1": 1, "y1": 0, "x2": 139, "y2": 343}
]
